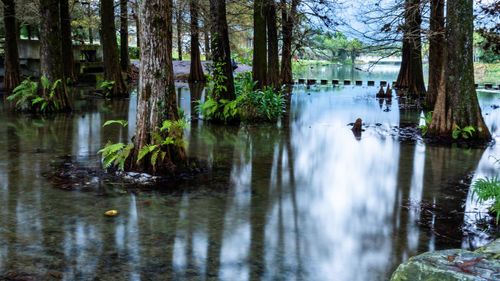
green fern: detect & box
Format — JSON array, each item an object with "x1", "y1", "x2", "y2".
[
  {"x1": 452, "y1": 125, "x2": 475, "y2": 139},
  {"x1": 7, "y1": 77, "x2": 63, "y2": 112},
  {"x1": 472, "y1": 176, "x2": 500, "y2": 224}
]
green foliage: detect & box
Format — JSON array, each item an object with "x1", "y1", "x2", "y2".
[
  {"x1": 98, "y1": 142, "x2": 134, "y2": 171},
  {"x1": 135, "y1": 119, "x2": 189, "y2": 167},
  {"x1": 99, "y1": 80, "x2": 115, "y2": 97},
  {"x1": 129, "y1": 46, "x2": 140, "y2": 60},
  {"x1": 195, "y1": 72, "x2": 286, "y2": 123},
  {"x1": 472, "y1": 176, "x2": 500, "y2": 224},
  {"x1": 452, "y1": 125, "x2": 476, "y2": 139},
  {"x1": 103, "y1": 120, "x2": 128, "y2": 128},
  {"x1": 417, "y1": 111, "x2": 433, "y2": 136},
  {"x1": 7, "y1": 77, "x2": 63, "y2": 112},
  {"x1": 98, "y1": 119, "x2": 188, "y2": 171}
]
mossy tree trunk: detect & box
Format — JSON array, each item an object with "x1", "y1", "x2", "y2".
[
  {"x1": 133, "y1": 0, "x2": 184, "y2": 173},
  {"x1": 209, "y1": 0, "x2": 235, "y2": 100},
  {"x1": 120, "y1": 0, "x2": 130, "y2": 72},
  {"x1": 280, "y1": 0, "x2": 298, "y2": 85},
  {"x1": 189, "y1": 0, "x2": 206, "y2": 82},
  {"x1": 267, "y1": 0, "x2": 280, "y2": 89},
  {"x1": 60, "y1": 0, "x2": 76, "y2": 82},
  {"x1": 2, "y1": 0, "x2": 22, "y2": 90},
  {"x1": 425, "y1": 0, "x2": 445, "y2": 108},
  {"x1": 252, "y1": 0, "x2": 268, "y2": 89},
  {"x1": 100, "y1": 0, "x2": 127, "y2": 97},
  {"x1": 40, "y1": 0, "x2": 71, "y2": 111},
  {"x1": 395, "y1": 0, "x2": 426, "y2": 96},
  {"x1": 428, "y1": 0, "x2": 491, "y2": 142}
]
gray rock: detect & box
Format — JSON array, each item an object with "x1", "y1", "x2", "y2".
[{"x1": 391, "y1": 239, "x2": 500, "y2": 281}]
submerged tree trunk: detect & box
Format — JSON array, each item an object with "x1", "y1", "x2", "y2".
[
  {"x1": 426, "y1": 0, "x2": 445, "y2": 107},
  {"x1": 189, "y1": 0, "x2": 206, "y2": 82},
  {"x1": 2, "y1": 0, "x2": 22, "y2": 90},
  {"x1": 176, "y1": 7, "x2": 183, "y2": 60},
  {"x1": 267, "y1": 0, "x2": 280, "y2": 89},
  {"x1": 280, "y1": 0, "x2": 298, "y2": 85},
  {"x1": 60, "y1": 0, "x2": 76, "y2": 82},
  {"x1": 40, "y1": 0, "x2": 71, "y2": 110},
  {"x1": 395, "y1": 0, "x2": 426, "y2": 96},
  {"x1": 252, "y1": 0, "x2": 267, "y2": 89},
  {"x1": 134, "y1": 0, "x2": 184, "y2": 173},
  {"x1": 428, "y1": 0, "x2": 491, "y2": 142},
  {"x1": 120, "y1": 0, "x2": 130, "y2": 72},
  {"x1": 209, "y1": 0, "x2": 235, "y2": 100},
  {"x1": 100, "y1": 0, "x2": 127, "y2": 96}
]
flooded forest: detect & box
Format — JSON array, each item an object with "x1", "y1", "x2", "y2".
[{"x1": 0, "y1": 0, "x2": 499, "y2": 280}]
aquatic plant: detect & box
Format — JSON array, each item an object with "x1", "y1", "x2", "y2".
[
  {"x1": 98, "y1": 119, "x2": 188, "y2": 171},
  {"x1": 7, "y1": 77, "x2": 64, "y2": 112},
  {"x1": 472, "y1": 176, "x2": 500, "y2": 224},
  {"x1": 452, "y1": 125, "x2": 476, "y2": 139},
  {"x1": 99, "y1": 80, "x2": 115, "y2": 97},
  {"x1": 417, "y1": 111, "x2": 433, "y2": 136},
  {"x1": 196, "y1": 71, "x2": 286, "y2": 122}
]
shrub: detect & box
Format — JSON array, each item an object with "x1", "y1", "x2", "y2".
[
  {"x1": 7, "y1": 77, "x2": 64, "y2": 112},
  {"x1": 195, "y1": 71, "x2": 286, "y2": 123}
]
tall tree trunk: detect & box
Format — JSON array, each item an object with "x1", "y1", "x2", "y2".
[
  {"x1": 267, "y1": 0, "x2": 280, "y2": 89},
  {"x1": 203, "y1": 12, "x2": 211, "y2": 61},
  {"x1": 428, "y1": 0, "x2": 491, "y2": 142},
  {"x1": 426, "y1": 0, "x2": 445, "y2": 108},
  {"x1": 176, "y1": 7, "x2": 183, "y2": 60},
  {"x1": 40, "y1": 0, "x2": 71, "y2": 110},
  {"x1": 120, "y1": 0, "x2": 130, "y2": 72},
  {"x1": 100, "y1": 0, "x2": 127, "y2": 97},
  {"x1": 252, "y1": 0, "x2": 267, "y2": 89},
  {"x1": 134, "y1": 0, "x2": 184, "y2": 173},
  {"x1": 2, "y1": 0, "x2": 22, "y2": 90},
  {"x1": 280, "y1": 0, "x2": 298, "y2": 85},
  {"x1": 189, "y1": 0, "x2": 206, "y2": 82},
  {"x1": 209, "y1": 0, "x2": 235, "y2": 100},
  {"x1": 395, "y1": 0, "x2": 426, "y2": 96},
  {"x1": 60, "y1": 0, "x2": 76, "y2": 82}
]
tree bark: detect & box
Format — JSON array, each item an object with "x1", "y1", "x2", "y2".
[
  {"x1": 40, "y1": 0, "x2": 71, "y2": 110},
  {"x1": 203, "y1": 13, "x2": 212, "y2": 60},
  {"x1": 280, "y1": 0, "x2": 298, "y2": 85},
  {"x1": 100, "y1": 0, "x2": 127, "y2": 97},
  {"x1": 120, "y1": 0, "x2": 130, "y2": 72},
  {"x1": 252, "y1": 0, "x2": 267, "y2": 89},
  {"x1": 176, "y1": 7, "x2": 183, "y2": 60},
  {"x1": 428, "y1": 0, "x2": 491, "y2": 142},
  {"x1": 209, "y1": 0, "x2": 235, "y2": 101},
  {"x1": 60, "y1": 0, "x2": 76, "y2": 82},
  {"x1": 189, "y1": 0, "x2": 206, "y2": 82},
  {"x1": 267, "y1": 0, "x2": 280, "y2": 89},
  {"x1": 2, "y1": 0, "x2": 22, "y2": 90},
  {"x1": 395, "y1": 0, "x2": 426, "y2": 96},
  {"x1": 426, "y1": 0, "x2": 445, "y2": 107},
  {"x1": 134, "y1": 0, "x2": 184, "y2": 173}
]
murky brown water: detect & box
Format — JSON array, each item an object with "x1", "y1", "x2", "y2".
[{"x1": 0, "y1": 69, "x2": 499, "y2": 280}]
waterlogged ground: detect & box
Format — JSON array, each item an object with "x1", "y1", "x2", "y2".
[{"x1": 0, "y1": 70, "x2": 499, "y2": 280}]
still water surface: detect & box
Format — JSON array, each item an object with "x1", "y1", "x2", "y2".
[{"x1": 0, "y1": 66, "x2": 499, "y2": 280}]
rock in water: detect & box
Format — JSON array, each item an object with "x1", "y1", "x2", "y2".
[{"x1": 390, "y1": 239, "x2": 500, "y2": 281}]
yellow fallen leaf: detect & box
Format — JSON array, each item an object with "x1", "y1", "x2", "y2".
[{"x1": 105, "y1": 210, "x2": 118, "y2": 216}]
